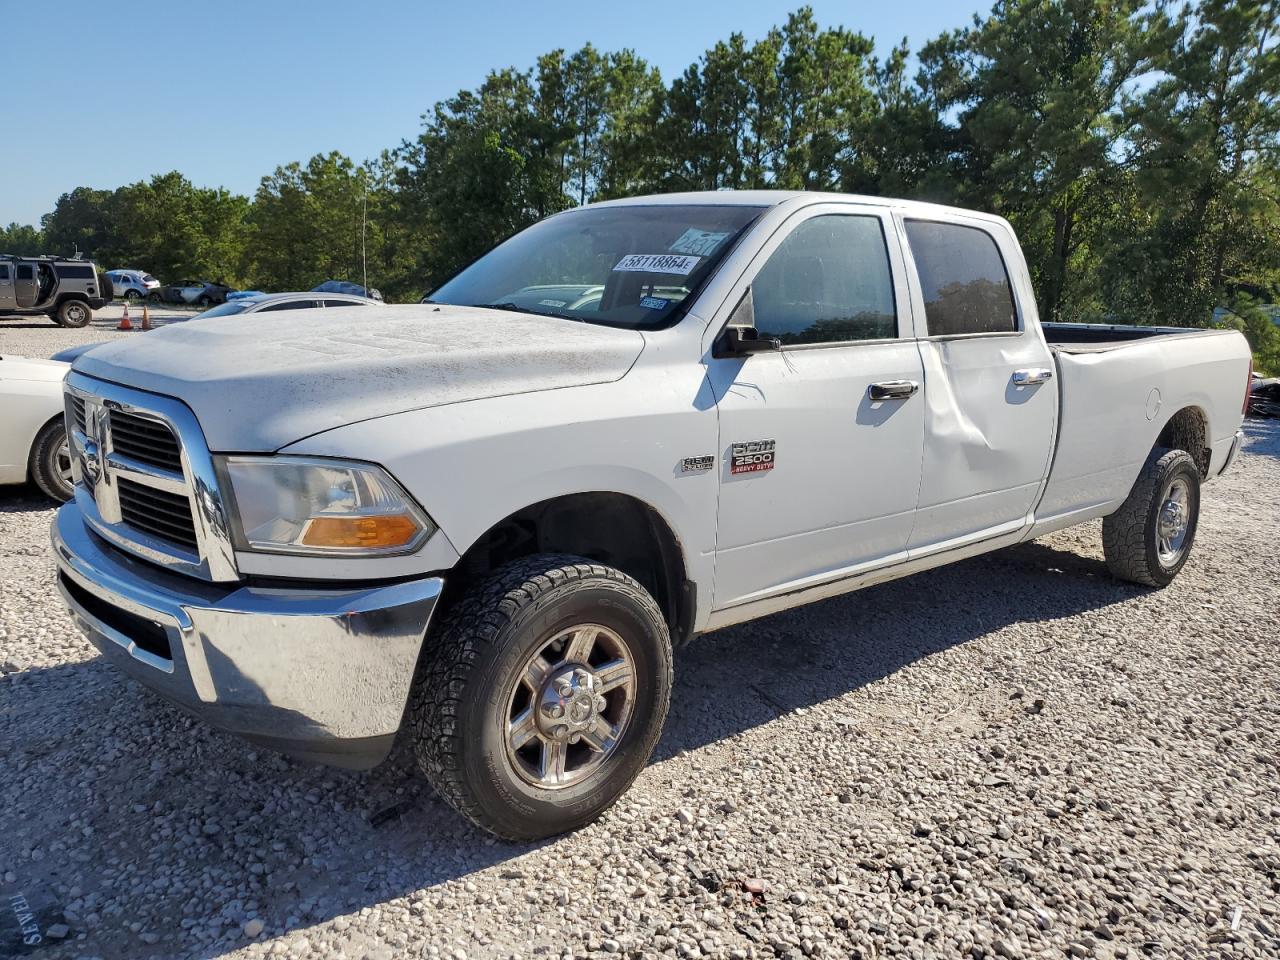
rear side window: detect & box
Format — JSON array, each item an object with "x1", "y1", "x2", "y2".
[
  {"x1": 322, "y1": 299, "x2": 365, "y2": 308},
  {"x1": 55, "y1": 264, "x2": 96, "y2": 280},
  {"x1": 752, "y1": 214, "x2": 897, "y2": 345},
  {"x1": 257, "y1": 300, "x2": 316, "y2": 312},
  {"x1": 904, "y1": 220, "x2": 1017, "y2": 336}
]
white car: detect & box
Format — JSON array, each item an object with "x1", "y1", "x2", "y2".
[
  {"x1": 53, "y1": 191, "x2": 1251, "y2": 841},
  {"x1": 0, "y1": 356, "x2": 72, "y2": 501},
  {"x1": 105, "y1": 269, "x2": 160, "y2": 300}
]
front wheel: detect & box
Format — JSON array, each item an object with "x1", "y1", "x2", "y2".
[
  {"x1": 1102, "y1": 448, "x2": 1201, "y2": 587},
  {"x1": 58, "y1": 299, "x2": 92, "y2": 328},
  {"x1": 124, "y1": 289, "x2": 140, "y2": 300},
  {"x1": 408, "y1": 555, "x2": 672, "y2": 841}
]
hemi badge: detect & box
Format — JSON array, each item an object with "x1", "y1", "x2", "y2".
[
  {"x1": 730, "y1": 440, "x2": 775, "y2": 475},
  {"x1": 681, "y1": 456, "x2": 714, "y2": 473}
]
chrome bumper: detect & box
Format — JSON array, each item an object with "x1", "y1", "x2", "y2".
[{"x1": 52, "y1": 504, "x2": 442, "y2": 768}]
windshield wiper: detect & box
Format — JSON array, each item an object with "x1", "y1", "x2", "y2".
[{"x1": 472, "y1": 302, "x2": 581, "y2": 323}]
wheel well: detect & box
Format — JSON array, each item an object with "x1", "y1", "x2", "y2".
[
  {"x1": 1157, "y1": 406, "x2": 1209, "y2": 477},
  {"x1": 441, "y1": 493, "x2": 694, "y2": 644}
]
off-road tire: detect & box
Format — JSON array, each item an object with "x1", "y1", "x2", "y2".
[
  {"x1": 1102, "y1": 448, "x2": 1200, "y2": 587},
  {"x1": 57, "y1": 299, "x2": 92, "y2": 328},
  {"x1": 29, "y1": 419, "x2": 74, "y2": 502},
  {"x1": 408, "y1": 554, "x2": 673, "y2": 841},
  {"x1": 47, "y1": 311, "x2": 66, "y2": 327}
]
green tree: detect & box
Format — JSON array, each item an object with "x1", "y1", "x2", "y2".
[{"x1": 0, "y1": 222, "x2": 45, "y2": 256}]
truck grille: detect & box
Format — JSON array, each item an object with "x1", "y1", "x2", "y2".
[
  {"x1": 109, "y1": 410, "x2": 184, "y2": 472},
  {"x1": 64, "y1": 372, "x2": 239, "y2": 582},
  {"x1": 117, "y1": 477, "x2": 199, "y2": 549},
  {"x1": 71, "y1": 396, "x2": 88, "y2": 433}
]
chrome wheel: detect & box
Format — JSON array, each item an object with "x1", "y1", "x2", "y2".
[
  {"x1": 505, "y1": 623, "x2": 636, "y2": 790},
  {"x1": 1157, "y1": 477, "x2": 1191, "y2": 566},
  {"x1": 66, "y1": 303, "x2": 87, "y2": 324},
  {"x1": 56, "y1": 439, "x2": 73, "y2": 486}
]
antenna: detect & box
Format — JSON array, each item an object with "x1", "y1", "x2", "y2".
[{"x1": 361, "y1": 170, "x2": 368, "y2": 295}]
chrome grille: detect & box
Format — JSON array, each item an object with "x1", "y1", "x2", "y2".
[
  {"x1": 64, "y1": 372, "x2": 240, "y2": 582},
  {"x1": 117, "y1": 477, "x2": 199, "y2": 549},
  {"x1": 109, "y1": 410, "x2": 183, "y2": 472}
]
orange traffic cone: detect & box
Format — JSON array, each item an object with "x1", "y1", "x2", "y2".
[
  {"x1": 141, "y1": 304, "x2": 153, "y2": 331},
  {"x1": 118, "y1": 303, "x2": 133, "y2": 331}
]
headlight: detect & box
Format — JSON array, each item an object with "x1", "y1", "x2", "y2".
[{"x1": 218, "y1": 456, "x2": 435, "y2": 556}]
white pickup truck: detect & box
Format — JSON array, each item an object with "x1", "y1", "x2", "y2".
[{"x1": 53, "y1": 191, "x2": 1251, "y2": 840}]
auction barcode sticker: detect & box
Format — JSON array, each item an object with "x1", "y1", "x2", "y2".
[{"x1": 612, "y1": 253, "x2": 701, "y2": 275}]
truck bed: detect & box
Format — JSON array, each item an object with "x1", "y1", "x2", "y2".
[
  {"x1": 1042, "y1": 321, "x2": 1214, "y2": 350},
  {"x1": 1033, "y1": 326, "x2": 1248, "y2": 536}
]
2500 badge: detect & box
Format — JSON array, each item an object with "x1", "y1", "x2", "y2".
[{"x1": 730, "y1": 440, "x2": 776, "y2": 475}]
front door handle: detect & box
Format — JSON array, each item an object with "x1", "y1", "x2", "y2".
[
  {"x1": 869, "y1": 380, "x2": 919, "y2": 401},
  {"x1": 1012, "y1": 367, "x2": 1054, "y2": 386}
]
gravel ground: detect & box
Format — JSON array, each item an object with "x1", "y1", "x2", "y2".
[
  {"x1": 1, "y1": 318, "x2": 1278, "y2": 959},
  {"x1": 1, "y1": 303, "x2": 196, "y2": 358}
]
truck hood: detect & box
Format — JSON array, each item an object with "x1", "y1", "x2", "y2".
[{"x1": 74, "y1": 305, "x2": 645, "y2": 451}]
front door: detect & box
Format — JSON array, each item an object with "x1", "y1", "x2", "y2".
[
  {"x1": 0, "y1": 263, "x2": 15, "y2": 311},
  {"x1": 14, "y1": 262, "x2": 39, "y2": 308},
  {"x1": 898, "y1": 216, "x2": 1058, "y2": 551},
  {"x1": 708, "y1": 205, "x2": 926, "y2": 610}
]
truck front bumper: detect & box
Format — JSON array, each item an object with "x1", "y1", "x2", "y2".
[{"x1": 52, "y1": 505, "x2": 442, "y2": 769}]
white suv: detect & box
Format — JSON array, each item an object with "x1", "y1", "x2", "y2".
[{"x1": 105, "y1": 269, "x2": 160, "y2": 300}]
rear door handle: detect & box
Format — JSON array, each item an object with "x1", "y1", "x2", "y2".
[
  {"x1": 1012, "y1": 367, "x2": 1054, "y2": 386},
  {"x1": 869, "y1": 380, "x2": 919, "y2": 401}
]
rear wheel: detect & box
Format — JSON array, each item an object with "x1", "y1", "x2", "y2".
[
  {"x1": 1102, "y1": 448, "x2": 1200, "y2": 587},
  {"x1": 408, "y1": 555, "x2": 672, "y2": 840},
  {"x1": 30, "y1": 419, "x2": 74, "y2": 502},
  {"x1": 58, "y1": 299, "x2": 91, "y2": 328}
]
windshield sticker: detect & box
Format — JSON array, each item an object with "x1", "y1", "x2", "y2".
[
  {"x1": 613, "y1": 253, "x2": 701, "y2": 275},
  {"x1": 669, "y1": 228, "x2": 732, "y2": 257},
  {"x1": 538, "y1": 298, "x2": 568, "y2": 308},
  {"x1": 639, "y1": 296, "x2": 669, "y2": 310}
]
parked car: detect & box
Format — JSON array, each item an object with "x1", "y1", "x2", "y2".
[
  {"x1": 313, "y1": 279, "x2": 383, "y2": 301},
  {"x1": 105, "y1": 269, "x2": 160, "y2": 300},
  {"x1": 1249, "y1": 376, "x2": 1280, "y2": 418},
  {"x1": 50, "y1": 292, "x2": 378, "y2": 364},
  {"x1": 0, "y1": 355, "x2": 73, "y2": 500},
  {"x1": 148, "y1": 279, "x2": 233, "y2": 306},
  {"x1": 0, "y1": 254, "x2": 110, "y2": 327},
  {"x1": 53, "y1": 191, "x2": 1251, "y2": 841}
]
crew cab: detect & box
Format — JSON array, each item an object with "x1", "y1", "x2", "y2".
[{"x1": 52, "y1": 192, "x2": 1251, "y2": 840}]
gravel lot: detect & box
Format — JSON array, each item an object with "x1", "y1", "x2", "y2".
[{"x1": 2, "y1": 316, "x2": 1278, "y2": 960}]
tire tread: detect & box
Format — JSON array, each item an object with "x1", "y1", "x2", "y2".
[{"x1": 408, "y1": 554, "x2": 672, "y2": 840}]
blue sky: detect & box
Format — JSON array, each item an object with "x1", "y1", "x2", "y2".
[{"x1": 1, "y1": 0, "x2": 979, "y2": 226}]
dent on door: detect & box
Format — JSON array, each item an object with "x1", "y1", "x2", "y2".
[{"x1": 909, "y1": 336, "x2": 1057, "y2": 549}]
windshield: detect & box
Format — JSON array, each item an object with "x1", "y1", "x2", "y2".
[
  {"x1": 428, "y1": 204, "x2": 765, "y2": 329},
  {"x1": 194, "y1": 301, "x2": 251, "y2": 320}
]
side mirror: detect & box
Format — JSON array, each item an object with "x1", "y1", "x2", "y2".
[{"x1": 714, "y1": 287, "x2": 781, "y2": 358}]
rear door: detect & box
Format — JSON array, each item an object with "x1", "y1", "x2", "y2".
[
  {"x1": 708, "y1": 203, "x2": 926, "y2": 609},
  {"x1": 14, "y1": 263, "x2": 39, "y2": 308},
  {"x1": 899, "y1": 216, "x2": 1057, "y2": 551}
]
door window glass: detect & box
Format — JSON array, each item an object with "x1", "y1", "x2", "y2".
[
  {"x1": 752, "y1": 215, "x2": 897, "y2": 345},
  {"x1": 904, "y1": 220, "x2": 1017, "y2": 336},
  {"x1": 0, "y1": 265, "x2": 9, "y2": 280},
  {"x1": 17, "y1": 265, "x2": 33, "y2": 280}
]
